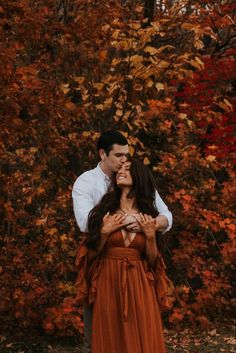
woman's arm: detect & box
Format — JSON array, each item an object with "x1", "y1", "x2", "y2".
[
  {"x1": 87, "y1": 213, "x2": 127, "y2": 263},
  {"x1": 87, "y1": 232, "x2": 109, "y2": 263},
  {"x1": 145, "y1": 237, "x2": 160, "y2": 267},
  {"x1": 135, "y1": 213, "x2": 162, "y2": 266}
]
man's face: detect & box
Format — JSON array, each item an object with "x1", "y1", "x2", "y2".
[{"x1": 101, "y1": 144, "x2": 129, "y2": 173}]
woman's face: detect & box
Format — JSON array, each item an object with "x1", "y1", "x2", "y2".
[{"x1": 116, "y1": 161, "x2": 133, "y2": 187}]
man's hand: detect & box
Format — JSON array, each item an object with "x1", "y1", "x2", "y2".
[
  {"x1": 101, "y1": 212, "x2": 128, "y2": 237},
  {"x1": 124, "y1": 214, "x2": 142, "y2": 233}
]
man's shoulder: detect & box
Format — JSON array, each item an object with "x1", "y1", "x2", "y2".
[
  {"x1": 79, "y1": 167, "x2": 97, "y2": 179},
  {"x1": 73, "y1": 166, "x2": 98, "y2": 186}
]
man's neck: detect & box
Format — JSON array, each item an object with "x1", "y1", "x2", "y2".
[{"x1": 99, "y1": 161, "x2": 112, "y2": 178}]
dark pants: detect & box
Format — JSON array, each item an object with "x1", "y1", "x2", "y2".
[{"x1": 82, "y1": 305, "x2": 93, "y2": 353}]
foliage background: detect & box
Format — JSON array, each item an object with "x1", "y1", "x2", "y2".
[{"x1": 0, "y1": 0, "x2": 235, "y2": 336}]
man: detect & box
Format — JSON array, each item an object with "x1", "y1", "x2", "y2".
[{"x1": 72, "y1": 130, "x2": 172, "y2": 353}]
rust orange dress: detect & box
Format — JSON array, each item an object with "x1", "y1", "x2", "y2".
[{"x1": 76, "y1": 230, "x2": 170, "y2": 353}]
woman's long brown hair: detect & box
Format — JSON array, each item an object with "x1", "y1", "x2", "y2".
[{"x1": 86, "y1": 159, "x2": 159, "y2": 250}]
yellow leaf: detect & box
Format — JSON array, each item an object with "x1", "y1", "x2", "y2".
[
  {"x1": 99, "y1": 49, "x2": 107, "y2": 62},
  {"x1": 129, "y1": 23, "x2": 141, "y2": 30},
  {"x1": 143, "y1": 156, "x2": 150, "y2": 165},
  {"x1": 60, "y1": 83, "x2": 70, "y2": 94},
  {"x1": 129, "y1": 146, "x2": 134, "y2": 156},
  {"x1": 217, "y1": 101, "x2": 233, "y2": 112},
  {"x1": 104, "y1": 97, "x2": 113, "y2": 106},
  {"x1": 102, "y1": 24, "x2": 110, "y2": 32},
  {"x1": 74, "y1": 76, "x2": 85, "y2": 84},
  {"x1": 68, "y1": 132, "x2": 78, "y2": 140},
  {"x1": 60, "y1": 234, "x2": 67, "y2": 242},
  {"x1": 65, "y1": 102, "x2": 76, "y2": 110},
  {"x1": 44, "y1": 254, "x2": 53, "y2": 263},
  {"x1": 47, "y1": 228, "x2": 58, "y2": 236},
  {"x1": 135, "y1": 5, "x2": 143, "y2": 13},
  {"x1": 37, "y1": 187, "x2": 45, "y2": 195},
  {"x1": 194, "y1": 39, "x2": 204, "y2": 50},
  {"x1": 111, "y1": 58, "x2": 121, "y2": 66},
  {"x1": 159, "y1": 60, "x2": 170, "y2": 69},
  {"x1": 116, "y1": 109, "x2": 123, "y2": 117},
  {"x1": 208, "y1": 145, "x2": 218, "y2": 150},
  {"x1": 111, "y1": 29, "x2": 120, "y2": 39},
  {"x1": 82, "y1": 131, "x2": 90, "y2": 137},
  {"x1": 35, "y1": 219, "x2": 46, "y2": 226},
  {"x1": 156, "y1": 82, "x2": 165, "y2": 91},
  {"x1": 30, "y1": 147, "x2": 38, "y2": 153},
  {"x1": 118, "y1": 39, "x2": 135, "y2": 51},
  {"x1": 206, "y1": 155, "x2": 216, "y2": 162},
  {"x1": 181, "y1": 22, "x2": 194, "y2": 30},
  {"x1": 144, "y1": 46, "x2": 158, "y2": 55},
  {"x1": 223, "y1": 99, "x2": 233, "y2": 111},
  {"x1": 151, "y1": 21, "x2": 161, "y2": 30},
  {"x1": 155, "y1": 45, "x2": 174, "y2": 54},
  {"x1": 115, "y1": 102, "x2": 123, "y2": 109},
  {"x1": 146, "y1": 79, "x2": 153, "y2": 88},
  {"x1": 95, "y1": 104, "x2": 105, "y2": 110},
  {"x1": 189, "y1": 59, "x2": 200, "y2": 70},
  {"x1": 187, "y1": 120, "x2": 193, "y2": 128},
  {"x1": 130, "y1": 55, "x2": 143, "y2": 64},
  {"x1": 93, "y1": 83, "x2": 104, "y2": 90},
  {"x1": 195, "y1": 56, "x2": 204, "y2": 69}
]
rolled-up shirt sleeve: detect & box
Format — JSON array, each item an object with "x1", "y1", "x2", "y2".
[
  {"x1": 72, "y1": 176, "x2": 95, "y2": 232},
  {"x1": 154, "y1": 190, "x2": 173, "y2": 233}
]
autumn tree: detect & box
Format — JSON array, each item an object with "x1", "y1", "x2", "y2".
[{"x1": 0, "y1": 0, "x2": 235, "y2": 335}]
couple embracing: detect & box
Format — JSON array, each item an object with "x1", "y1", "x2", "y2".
[{"x1": 72, "y1": 130, "x2": 173, "y2": 353}]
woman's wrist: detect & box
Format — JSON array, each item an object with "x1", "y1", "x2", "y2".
[
  {"x1": 145, "y1": 235, "x2": 156, "y2": 242},
  {"x1": 100, "y1": 228, "x2": 110, "y2": 239}
]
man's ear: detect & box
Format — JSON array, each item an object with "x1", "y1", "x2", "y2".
[{"x1": 99, "y1": 149, "x2": 107, "y2": 161}]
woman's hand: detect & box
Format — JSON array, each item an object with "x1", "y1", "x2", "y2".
[
  {"x1": 100, "y1": 212, "x2": 127, "y2": 238},
  {"x1": 135, "y1": 213, "x2": 156, "y2": 240}
]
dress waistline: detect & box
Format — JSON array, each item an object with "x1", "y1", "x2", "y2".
[{"x1": 104, "y1": 247, "x2": 142, "y2": 260}]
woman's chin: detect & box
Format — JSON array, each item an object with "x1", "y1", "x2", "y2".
[{"x1": 116, "y1": 182, "x2": 131, "y2": 190}]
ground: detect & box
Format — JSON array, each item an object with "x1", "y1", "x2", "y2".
[{"x1": 0, "y1": 322, "x2": 235, "y2": 353}]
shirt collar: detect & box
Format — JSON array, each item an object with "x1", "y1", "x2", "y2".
[{"x1": 96, "y1": 163, "x2": 111, "y2": 183}]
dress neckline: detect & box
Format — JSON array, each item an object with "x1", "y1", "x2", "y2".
[{"x1": 120, "y1": 228, "x2": 136, "y2": 248}]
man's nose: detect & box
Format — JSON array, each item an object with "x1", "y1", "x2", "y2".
[{"x1": 120, "y1": 155, "x2": 127, "y2": 163}]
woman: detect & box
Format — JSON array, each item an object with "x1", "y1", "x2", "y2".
[{"x1": 76, "y1": 159, "x2": 170, "y2": 353}]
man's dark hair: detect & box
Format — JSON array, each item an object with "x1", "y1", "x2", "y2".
[{"x1": 97, "y1": 130, "x2": 128, "y2": 155}]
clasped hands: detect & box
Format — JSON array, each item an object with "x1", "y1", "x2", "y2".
[{"x1": 101, "y1": 212, "x2": 157, "y2": 239}]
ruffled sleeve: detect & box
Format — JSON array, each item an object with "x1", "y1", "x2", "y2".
[
  {"x1": 75, "y1": 240, "x2": 103, "y2": 305},
  {"x1": 144, "y1": 256, "x2": 171, "y2": 312},
  {"x1": 154, "y1": 256, "x2": 171, "y2": 311}
]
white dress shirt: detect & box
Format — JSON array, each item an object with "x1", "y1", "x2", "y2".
[{"x1": 72, "y1": 163, "x2": 173, "y2": 233}]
